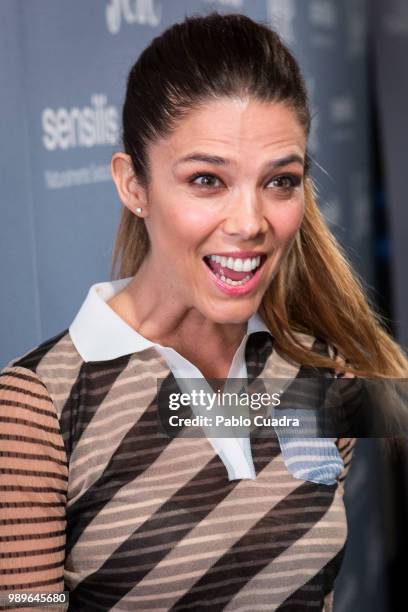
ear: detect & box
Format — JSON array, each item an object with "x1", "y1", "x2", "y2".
[{"x1": 110, "y1": 152, "x2": 147, "y2": 217}]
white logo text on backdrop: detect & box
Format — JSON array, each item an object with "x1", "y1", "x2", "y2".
[
  {"x1": 42, "y1": 94, "x2": 119, "y2": 151},
  {"x1": 42, "y1": 95, "x2": 119, "y2": 190},
  {"x1": 106, "y1": 0, "x2": 161, "y2": 34}
]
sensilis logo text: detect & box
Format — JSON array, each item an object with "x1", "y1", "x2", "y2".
[
  {"x1": 106, "y1": 0, "x2": 161, "y2": 34},
  {"x1": 42, "y1": 94, "x2": 119, "y2": 151}
]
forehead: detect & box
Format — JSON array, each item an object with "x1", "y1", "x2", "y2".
[{"x1": 150, "y1": 97, "x2": 307, "y2": 161}]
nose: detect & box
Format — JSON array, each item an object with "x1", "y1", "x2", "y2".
[{"x1": 222, "y1": 189, "x2": 268, "y2": 240}]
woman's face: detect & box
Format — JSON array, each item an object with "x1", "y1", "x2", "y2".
[{"x1": 141, "y1": 97, "x2": 307, "y2": 324}]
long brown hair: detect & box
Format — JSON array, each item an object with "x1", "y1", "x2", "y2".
[{"x1": 110, "y1": 12, "x2": 408, "y2": 380}]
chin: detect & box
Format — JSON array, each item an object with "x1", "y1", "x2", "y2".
[{"x1": 204, "y1": 301, "x2": 260, "y2": 325}]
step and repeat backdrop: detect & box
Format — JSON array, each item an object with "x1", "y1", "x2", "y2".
[
  {"x1": 1, "y1": 1, "x2": 406, "y2": 611},
  {"x1": 372, "y1": 0, "x2": 408, "y2": 350}
]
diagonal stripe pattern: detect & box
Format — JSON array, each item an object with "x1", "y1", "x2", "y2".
[{"x1": 0, "y1": 325, "x2": 356, "y2": 611}]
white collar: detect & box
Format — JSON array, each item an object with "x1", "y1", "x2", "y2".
[{"x1": 69, "y1": 277, "x2": 272, "y2": 363}]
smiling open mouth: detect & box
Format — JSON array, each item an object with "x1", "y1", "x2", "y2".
[{"x1": 203, "y1": 254, "x2": 267, "y2": 287}]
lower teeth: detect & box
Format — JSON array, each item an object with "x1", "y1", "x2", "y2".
[{"x1": 218, "y1": 273, "x2": 252, "y2": 286}]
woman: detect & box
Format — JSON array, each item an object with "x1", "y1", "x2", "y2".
[{"x1": 1, "y1": 12, "x2": 407, "y2": 612}]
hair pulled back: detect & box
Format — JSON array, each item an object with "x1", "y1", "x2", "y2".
[{"x1": 112, "y1": 12, "x2": 408, "y2": 380}]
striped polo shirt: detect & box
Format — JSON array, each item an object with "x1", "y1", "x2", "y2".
[{"x1": 0, "y1": 277, "x2": 356, "y2": 611}]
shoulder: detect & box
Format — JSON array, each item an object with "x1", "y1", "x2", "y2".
[
  {"x1": 0, "y1": 327, "x2": 89, "y2": 474},
  {"x1": 3, "y1": 328, "x2": 85, "y2": 410},
  {"x1": 5, "y1": 327, "x2": 78, "y2": 373},
  {"x1": 289, "y1": 330, "x2": 342, "y2": 362},
  {"x1": 1, "y1": 329, "x2": 154, "y2": 461}
]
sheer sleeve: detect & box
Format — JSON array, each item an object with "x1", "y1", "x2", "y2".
[{"x1": 0, "y1": 366, "x2": 68, "y2": 611}]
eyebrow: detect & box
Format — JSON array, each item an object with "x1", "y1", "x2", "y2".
[{"x1": 174, "y1": 152, "x2": 306, "y2": 170}]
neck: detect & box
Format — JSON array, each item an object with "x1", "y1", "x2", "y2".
[{"x1": 107, "y1": 266, "x2": 248, "y2": 372}]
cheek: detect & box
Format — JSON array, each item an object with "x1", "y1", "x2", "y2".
[
  {"x1": 148, "y1": 198, "x2": 216, "y2": 259},
  {"x1": 165, "y1": 200, "x2": 217, "y2": 244},
  {"x1": 271, "y1": 202, "x2": 304, "y2": 245}
]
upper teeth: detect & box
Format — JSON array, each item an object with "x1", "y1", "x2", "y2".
[{"x1": 209, "y1": 255, "x2": 261, "y2": 272}]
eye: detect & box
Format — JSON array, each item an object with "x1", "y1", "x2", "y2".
[
  {"x1": 266, "y1": 174, "x2": 302, "y2": 191},
  {"x1": 189, "y1": 173, "x2": 223, "y2": 189}
]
